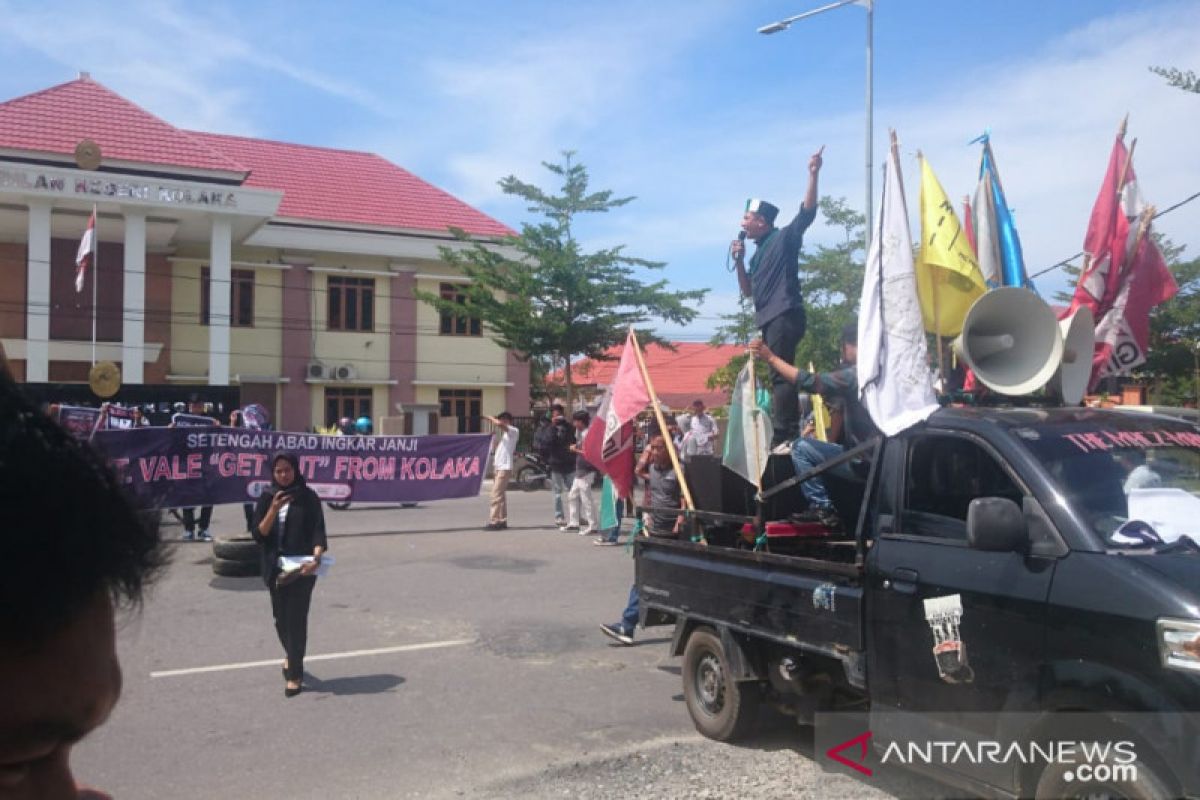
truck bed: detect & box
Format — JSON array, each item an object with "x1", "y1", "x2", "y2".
[{"x1": 634, "y1": 537, "x2": 865, "y2": 653}]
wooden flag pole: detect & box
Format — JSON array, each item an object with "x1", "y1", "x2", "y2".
[{"x1": 628, "y1": 328, "x2": 695, "y2": 513}]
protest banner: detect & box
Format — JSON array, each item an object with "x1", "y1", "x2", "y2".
[
  {"x1": 93, "y1": 428, "x2": 492, "y2": 508},
  {"x1": 56, "y1": 405, "x2": 102, "y2": 440}
]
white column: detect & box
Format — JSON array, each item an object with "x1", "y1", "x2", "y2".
[
  {"x1": 208, "y1": 217, "x2": 231, "y2": 385},
  {"x1": 122, "y1": 212, "x2": 146, "y2": 384},
  {"x1": 25, "y1": 202, "x2": 51, "y2": 382}
]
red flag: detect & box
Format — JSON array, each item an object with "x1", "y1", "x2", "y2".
[
  {"x1": 582, "y1": 330, "x2": 650, "y2": 497},
  {"x1": 1070, "y1": 134, "x2": 1136, "y2": 318},
  {"x1": 75, "y1": 207, "x2": 96, "y2": 293},
  {"x1": 1090, "y1": 215, "x2": 1177, "y2": 389}
]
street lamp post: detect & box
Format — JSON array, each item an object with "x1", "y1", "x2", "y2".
[{"x1": 758, "y1": 0, "x2": 874, "y2": 252}]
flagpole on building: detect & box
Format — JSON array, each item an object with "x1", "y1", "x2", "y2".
[
  {"x1": 627, "y1": 327, "x2": 696, "y2": 514},
  {"x1": 90, "y1": 204, "x2": 98, "y2": 367}
]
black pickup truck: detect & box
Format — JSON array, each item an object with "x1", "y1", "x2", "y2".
[{"x1": 636, "y1": 406, "x2": 1200, "y2": 798}]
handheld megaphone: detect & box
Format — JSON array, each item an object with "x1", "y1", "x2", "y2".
[{"x1": 953, "y1": 287, "x2": 1063, "y2": 396}]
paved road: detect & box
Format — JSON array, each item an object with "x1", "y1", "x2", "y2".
[{"x1": 72, "y1": 488, "x2": 941, "y2": 799}]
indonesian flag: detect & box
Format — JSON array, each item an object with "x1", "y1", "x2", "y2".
[
  {"x1": 1090, "y1": 212, "x2": 1177, "y2": 389},
  {"x1": 581, "y1": 330, "x2": 650, "y2": 498},
  {"x1": 75, "y1": 208, "x2": 96, "y2": 293}
]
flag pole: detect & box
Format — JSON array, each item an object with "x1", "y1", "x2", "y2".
[
  {"x1": 628, "y1": 328, "x2": 695, "y2": 513},
  {"x1": 90, "y1": 204, "x2": 98, "y2": 367}
]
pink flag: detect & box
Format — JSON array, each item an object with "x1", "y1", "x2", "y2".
[
  {"x1": 582, "y1": 330, "x2": 650, "y2": 498},
  {"x1": 75, "y1": 208, "x2": 96, "y2": 293},
  {"x1": 1070, "y1": 134, "x2": 1136, "y2": 318},
  {"x1": 1090, "y1": 217, "x2": 1177, "y2": 389}
]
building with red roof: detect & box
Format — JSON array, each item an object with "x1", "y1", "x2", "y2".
[
  {"x1": 549, "y1": 342, "x2": 743, "y2": 411},
  {"x1": 0, "y1": 74, "x2": 524, "y2": 432}
]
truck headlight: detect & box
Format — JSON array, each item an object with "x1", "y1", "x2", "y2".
[{"x1": 1157, "y1": 618, "x2": 1200, "y2": 673}]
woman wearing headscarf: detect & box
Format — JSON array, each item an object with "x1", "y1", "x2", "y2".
[{"x1": 252, "y1": 452, "x2": 328, "y2": 697}]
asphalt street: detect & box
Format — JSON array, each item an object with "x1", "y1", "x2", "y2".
[{"x1": 71, "y1": 486, "x2": 940, "y2": 799}]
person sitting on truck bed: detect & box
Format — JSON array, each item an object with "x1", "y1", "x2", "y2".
[
  {"x1": 751, "y1": 322, "x2": 878, "y2": 530},
  {"x1": 599, "y1": 435, "x2": 685, "y2": 645}
]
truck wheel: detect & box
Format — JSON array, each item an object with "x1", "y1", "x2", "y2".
[
  {"x1": 1035, "y1": 756, "x2": 1173, "y2": 800},
  {"x1": 327, "y1": 501, "x2": 351, "y2": 510},
  {"x1": 682, "y1": 627, "x2": 760, "y2": 741}
]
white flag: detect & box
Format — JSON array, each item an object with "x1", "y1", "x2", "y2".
[
  {"x1": 858, "y1": 140, "x2": 938, "y2": 436},
  {"x1": 75, "y1": 207, "x2": 96, "y2": 293},
  {"x1": 721, "y1": 359, "x2": 772, "y2": 488}
]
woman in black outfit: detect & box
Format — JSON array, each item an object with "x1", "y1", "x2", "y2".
[{"x1": 252, "y1": 452, "x2": 328, "y2": 697}]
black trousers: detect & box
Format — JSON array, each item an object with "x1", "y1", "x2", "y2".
[
  {"x1": 181, "y1": 506, "x2": 213, "y2": 532},
  {"x1": 242, "y1": 503, "x2": 255, "y2": 532},
  {"x1": 270, "y1": 575, "x2": 317, "y2": 681},
  {"x1": 762, "y1": 307, "x2": 806, "y2": 446}
]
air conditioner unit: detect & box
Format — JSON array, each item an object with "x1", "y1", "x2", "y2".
[
  {"x1": 334, "y1": 364, "x2": 358, "y2": 381},
  {"x1": 307, "y1": 361, "x2": 330, "y2": 380}
]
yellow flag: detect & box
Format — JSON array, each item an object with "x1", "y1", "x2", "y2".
[
  {"x1": 808, "y1": 362, "x2": 829, "y2": 443},
  {"x1": 917, "y1": 156, "x2": 987, "y2": 336}
]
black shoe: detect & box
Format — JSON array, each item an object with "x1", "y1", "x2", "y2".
[
  {"x1": 599, "y1": 623, "x2": 634, "y2": 645},
  {"x1": 284, "y1": 683, "x2": 303, "y2": 698},
  {"x1": 483, "y1": 522, "x2": 505, "y2": 531},
  {"x1": 790, "y1": 508, "x2": 825, "y2": 523}
]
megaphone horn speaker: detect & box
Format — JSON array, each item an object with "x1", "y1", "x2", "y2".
[
  {"x1": 953, "y1": 287, "x2": 1064, "y2": 397},
  {"x1": 1053, "y1": 306, "x2": 1095, "y2": 406}
]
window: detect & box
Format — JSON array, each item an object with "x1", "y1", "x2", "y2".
[
  {"x1": 438, "y1": 389, "x2": 482, "y2": 433},
  {"x1": 324, "y1": 388, "x2": 372, "y2": 428},
  {"x1": 903, "y1": 435, "x2": 1023, "y2": 540},
  {"x1": 201, "y1": 268, "x2": 254, "y2": 327},
  {"x1": 328, "y1": 276, "x2": 375, "y2": 332},
  {"x1": 439, "y1": 283, "x2": 481, "y2": 336}
]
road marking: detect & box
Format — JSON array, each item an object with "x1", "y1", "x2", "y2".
[{"x1": 149, "y1": 638, "x2": 474, "y2": 678}]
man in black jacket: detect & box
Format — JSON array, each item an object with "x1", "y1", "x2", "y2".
[{"x1": 540, "y1": 403, "x2": 575, "y2": 527}]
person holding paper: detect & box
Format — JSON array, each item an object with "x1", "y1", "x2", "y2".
[{"x1": 252, "y1": 452, "x2": 328, "y2": 697}]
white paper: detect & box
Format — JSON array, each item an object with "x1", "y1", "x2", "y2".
[
  {"x1": 1126, "y1": 489, "x2": 1200, "y2": 544},
  {"x1": 277, "y1": 553, "x2": 335, "y2": 577}
]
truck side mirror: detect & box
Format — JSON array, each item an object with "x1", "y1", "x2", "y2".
[{"x1": 966, "y1": 497, "x2": 1028, "y2": 552}]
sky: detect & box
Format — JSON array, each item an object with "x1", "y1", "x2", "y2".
[{"x1": 1, "y1": 0, "x2": 1197, "y2": 342}]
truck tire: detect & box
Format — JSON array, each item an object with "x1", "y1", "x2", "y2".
[
  {"x1": 682, "y1": 626, "x2": 761, "y2": 742},
  {"x1": 212, "y1": 535, "x2": 258, "y2": 562},
  {"x1": 212, "y1": 556, "x2": 259, "y2": 578},
  {"x1": 1035, "y1": 756, "x2": 1173, "y2": 800}
]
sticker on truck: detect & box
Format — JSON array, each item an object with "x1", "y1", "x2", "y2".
[{"x1": 923, "y1": 594, "x2": 974, "y2": 684}]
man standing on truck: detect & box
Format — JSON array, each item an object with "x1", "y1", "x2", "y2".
[
  {"x1": 751, "y1": 323, "x2": 878, "y2": 530},
  {"x1": 599, "y1": 434, "x2": 685, "y2": 645},
  {"x1": 730, "y1": 146, "x2": 824, "y2": 451}
]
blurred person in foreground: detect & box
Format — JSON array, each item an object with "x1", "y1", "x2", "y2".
[{"x1": 0, "y1": 366, "x2": 165, "y2": 799}]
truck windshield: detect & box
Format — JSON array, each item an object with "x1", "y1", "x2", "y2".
[{"x1": 1015, "y1": 414, "x2": 1200, "y2": 551}]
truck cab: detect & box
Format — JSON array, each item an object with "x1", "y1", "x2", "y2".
[{"x1": 636, "y1": 406, "x2": 1200, "y2": 798}]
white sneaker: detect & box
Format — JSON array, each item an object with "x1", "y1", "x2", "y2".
[
  {"x1": 198, "y1": 529, "x2": 213, "y2": 542},
  {"x1": 771, "y1": 440, "x2": 793, "y2": 456}
]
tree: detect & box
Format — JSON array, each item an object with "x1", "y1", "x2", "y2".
[
  {"x1": 1150, "y1": 65, "x2": 1200, "y2": 94},
  {"x1": 417, "y1": 152, "x2": 707, "y2": 407},
  {"x1": 707, "y1": 196, "x2": 865, "y2": 392}
]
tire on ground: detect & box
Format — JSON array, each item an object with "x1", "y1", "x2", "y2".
[
  {"x1": 212, "y1": 556, "x2": 259, "y2": 578},
  {"x1": 213, "y1": 535, "x2": 259, "y2": 562},
  {"x1": 516, "y1": 465, "x2": 544, "y2": 491},
  {"x1": 681, "y1": 626, "x2": 761, "y2": 742}
]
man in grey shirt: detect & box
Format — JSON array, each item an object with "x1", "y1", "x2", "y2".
[
  {"x1": 599, "y1": 435, "x2": 685, "y2": 645},
  {"x1": 731, "y1": 146, "x2": 824, "y2": 449}
]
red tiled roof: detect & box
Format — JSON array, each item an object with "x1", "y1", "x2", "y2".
[
  {"x1": 189, "y1": 131, "x2": 514, "y2": 237},
  {"x1": 0, "y1": 77, "x2": 246, "y2": 174},
  {"x1": 551, "y1": 342, "x2": 743, "y2": 409}
]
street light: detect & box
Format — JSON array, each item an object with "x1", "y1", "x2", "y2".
[{"x1": 758, "y1": 0, "x2": 874, "y2": 251}]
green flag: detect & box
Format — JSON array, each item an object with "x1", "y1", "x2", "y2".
[{"x1": 722, "y1": 359, "x2": 773, "y2": 488}]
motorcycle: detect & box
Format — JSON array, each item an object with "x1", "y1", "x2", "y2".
[{"x1": 515, "y1": 451, "x2": 550, "y2": 491}]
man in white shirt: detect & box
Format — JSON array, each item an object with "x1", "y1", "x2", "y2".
[
  {"x1": 485, "y1": 412, "x2": 519, "y2": 530},
  {"x1": 685, "y1": 398, "x2": 718, "y2": 460}
]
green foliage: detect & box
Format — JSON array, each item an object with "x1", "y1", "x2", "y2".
[
  {"x1": 1141, "y1": 242, "x2": 1200, "y2": 405},
  {"x1": 1150, "y1": 65, "x2": 1200, "y2": 94},
  {"x1": 416, "y1": 152, "x2": 707, "y2": 406},
  {"x1": 707, "y1": 196, "x2": 865, "y2": 392}
]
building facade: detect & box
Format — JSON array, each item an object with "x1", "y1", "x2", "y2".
[{"x1": 0, "y1": 75, "x2": 527, "y2": 431}]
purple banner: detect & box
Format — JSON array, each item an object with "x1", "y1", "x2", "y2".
[{"x1": 92, "y1": 428, "x2": 492, "y2": 508}]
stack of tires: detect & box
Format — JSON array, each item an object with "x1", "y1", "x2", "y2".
[{"x1": 211, "y1": 535, "x2": 259, "y2": 578}]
